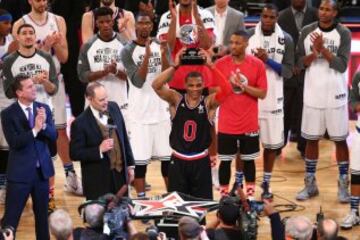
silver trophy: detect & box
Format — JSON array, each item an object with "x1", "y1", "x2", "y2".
[{"x1": 179, "y1": 24, "x2": 205, "y2": 65}]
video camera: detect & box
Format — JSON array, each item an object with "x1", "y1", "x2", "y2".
[
  {"x1": 0, "y1": 226, "x2": 13, "y2": 240},
  {"x1": 219, "y1": 196, "x2": 265, "y2": 240}
]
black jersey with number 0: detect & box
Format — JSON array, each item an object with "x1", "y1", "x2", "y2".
[{"x1": 170, "y1": 94, "x2": 212, "y2": 154}]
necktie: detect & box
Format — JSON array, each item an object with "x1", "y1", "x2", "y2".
[
  {"x1": 295, "y1": 11, "x2": 303, "y2": 31},
  {"x1": 26, "y1": 107, "x2": 34, "y2": 129},
  {"x1": 27, "y1": 106, "x2": 40, "y2": 167}
]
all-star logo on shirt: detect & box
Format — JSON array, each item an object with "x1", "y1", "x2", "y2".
[{"x1": 198, "y1": 104, "x2": 204, "y2": 114}]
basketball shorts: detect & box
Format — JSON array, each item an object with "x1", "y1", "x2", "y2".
[
  {"x1": 259, "y1": 116, "x2": 284, "y2": 149},
  {"x1": 351, "y1": 126, "x2": 360, "y2": 172},
  {"x1": 301, "y1": 105, "x2": 348, "y2": 141},
  {"x1": 168, "y1": 154, "x2": 213, "y2": 199},
  {"x1": 218, "y1": 132, "x2": 260, "y2": 161},
  {"x1": 127, "y1": 120, "x2": 172, "y2": 165},
  {"x1": 51, "y1": 75, "x2": 67, "y2": 129}
]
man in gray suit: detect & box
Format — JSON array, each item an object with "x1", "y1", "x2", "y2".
[
  {"x1": 278, "y1": 0, "x2": 318, "y2": 157},
  {"x1": 207, "y1": 0, "x2": 245, "y2": 58}
]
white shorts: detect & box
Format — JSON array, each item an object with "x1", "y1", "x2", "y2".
[
  {"x1": 259, "y1": 116, "x2": 284, "y2": 149},
  {"x1": 51, "y1": 76, "x2": 67, "y2": 129},
  {"x1": 351, "y1": 127, "x2": 360, "y2": 172},
  {"x1": 127, "y1": 120, "x2": 172, "y2": 165},
  {"x1": 301, "y1": 105, "x2": 349, "y2": 141}
]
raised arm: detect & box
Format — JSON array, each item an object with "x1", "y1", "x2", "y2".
[
  {"x1": 193, "y1": 1, "x2": 213, "y2": 50},
  {"x1": 152, "y1": 49, "x2": 184, "y2": 106},
  {"x1": 166, "y1": 0, "x2": 177, "y2": 51},
  {"x1": 81, "y1": 12, "x2": 94, "y2": 44},
  {"x1": 201, "y1": 51, "x2": 232, "y2": 109},
  {"x1": 51, "y1": 16, "x2": 68, "y2": 63},
  {"x1": 11, "y1": 18, "x2": 24, "y2": 39}
]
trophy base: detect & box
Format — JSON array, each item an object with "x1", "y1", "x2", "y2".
[{"x1": 180, "y1": 48, "x2": 205, "y2": 65}]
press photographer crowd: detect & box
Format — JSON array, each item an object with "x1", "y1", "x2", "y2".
[{"x1": 0, "y1": 0, "x2": 359, "y2": 239}]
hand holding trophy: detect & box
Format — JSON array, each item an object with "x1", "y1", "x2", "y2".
[{"x1": 179, "y1": 24, "x2": 205, "y2": 65}]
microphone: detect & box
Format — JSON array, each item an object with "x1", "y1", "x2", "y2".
[{"x1": 106, "y1": 113, "x2": 117, "y2": 138}]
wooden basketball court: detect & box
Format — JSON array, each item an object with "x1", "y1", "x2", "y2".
[{"x1": 2, "y1": 123, "x2": 360, "y2": 239}]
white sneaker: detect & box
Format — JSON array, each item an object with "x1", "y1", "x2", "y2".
[
  {"x1": 0, "y1": 188, "x2": 6, "y2": 204},
  {"x1": 64, "y1": 171, "x2": 83, "y2": 196},
  {"x1": 211, "y1": 167, "x2": 220, "y2": 190},
  {"x1": 341, "y1": 210, "x2": 360, "y2": 229}
]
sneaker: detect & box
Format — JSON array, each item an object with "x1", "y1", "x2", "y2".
[
  {"x1": 261, "y1": 182, "x2": 273, "y2": 200},
  {"x1": 64, "y1": 171, "x2": 83, "y2": 196},
  {"x1": 341, "y1": 210, "x2": 360, "y2": 229},
  {"x1": 296, "y1": 175, "x2": 319, "y2": 201},
  {"x1": 48, "y1": 197, "x2": 56, "y2": 215},
  {"x1": 211, "y1": 167, "x2": 220, "y2": 190},
  {"x1": 338, "y1": 177, "x2": 350, "y2": 203},
  {"x1": 0, "y1": 188, "x2": 6, "y2": 204}
]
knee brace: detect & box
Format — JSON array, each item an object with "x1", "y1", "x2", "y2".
[
  {"x1": 351, "y1": 173, "x2": 360, "y2": 185},
  {"x1": 161, "y1": 161, "x2": 169, "y2": 178},
  {"x1": 219, "y1": 161, "x2": 232, "y2": 185}
]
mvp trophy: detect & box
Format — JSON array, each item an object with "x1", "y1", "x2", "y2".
[{"x1": 179, "y1": 24, "x2": 205, "y2": 65}]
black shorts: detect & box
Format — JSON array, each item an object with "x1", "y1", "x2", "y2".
[
  {"x1": 217, "y1": 132, "x2": 260, "y2": 161},
  {"x1": 168, "y1": 154, "x2": 213, "y2": 200}
]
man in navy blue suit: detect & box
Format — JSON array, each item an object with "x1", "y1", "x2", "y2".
[
  {"x1": 1, "y1": 74, "x2": 57, "y2": 240},
  {"x1": 70, "y1": 81, "x2": 135, "y2": 200}
]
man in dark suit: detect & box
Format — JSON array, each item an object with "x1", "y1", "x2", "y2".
[
  {"x1": 1, "y1": 75, "x2": 57, "y2": 240},
  {"x1": 278, "y1": 0, "x2": 318, "y2": 157},
  {"x1": 70, "y1": 82, "x2": 135, "y2": 200}
]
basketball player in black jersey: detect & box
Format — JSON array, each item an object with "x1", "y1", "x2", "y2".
[
  {"x1": 81, "y1": 0, "x2": 135, "y2": 43},
  {"x1": 152, "y1": 48, "x2": 232, "y2": 199}
]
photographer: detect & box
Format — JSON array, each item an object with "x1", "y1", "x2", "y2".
[
  {"x1": 178, "y1": 217, "x2": 209, "y2": 240},
  {"x1": 49, "y1": 209, "x2": 74, "y2": 240},
  {"x1": 74, "y1": 196, "x2": 138, "y2": 240},
  {"x1": 317, "y1": 219, "x2": 339, "y2": 240},
  {"x1": 206, "y1": 197, "x2": 242, "y2": 239},
  {"x1": 285, "y1": 216, "x2": 313, "y2": 240},
  {"x1": 73, "y1": 203, "x2": 110, "y2": 240},
  {"x1": 206, "y1": 197, "x2": 284, "y2": 240}
]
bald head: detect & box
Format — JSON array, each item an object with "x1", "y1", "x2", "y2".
[
  {"x1": 84, "y1": 203, "x2": 105, "y2": 228},
  {"x1": 317, "y1": 219, "x2": 338, "y2": 240},
  {"x1": 285, "y1": 216, "x2": 313, "y2": 240}
]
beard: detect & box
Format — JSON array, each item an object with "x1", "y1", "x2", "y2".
[
  {"x1": 24, "y1": 44, "x2": 34, "y2": 49},
  {"x1": 101, "y1": 0, "x2": 114, "y2": 7},
  {"x1": 180, "y1": 0, "x2": 192, "y2": 7}
]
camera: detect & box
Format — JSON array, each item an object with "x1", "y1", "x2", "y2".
[
  {"x1": 0, "y1": 226, "x2": 14, "y2": 240},
  {"x1": 103, "y1": 197, "x2": 132, "y2": 240},
  {"x1": 145, "y1": 225, "x2": 159, "y2": 240},
  {"x1": 219, "y1": 196, "x2": 260, "y2": 240},
  {"x1": 249, "y1": 200, "x2": 265, "y2": 213}
]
